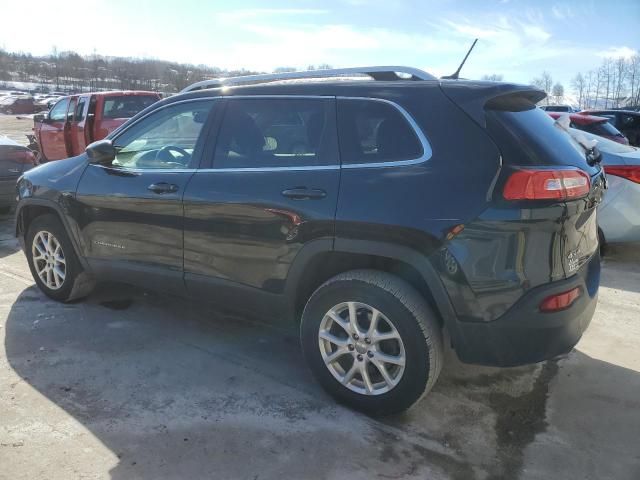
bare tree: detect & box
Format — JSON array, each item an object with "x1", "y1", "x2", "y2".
[
  {"x1": 552, "y1": 83, "x2": 565, "y2": 104},
  {"x1": 628, "y1": 54, "x2": 640, "y2": 107},
  {"x1": 531, "y1": 71, "x2": 553, "y2": 104},
  {"x1": 571, "y1": 73, "x2": 586, "y2": 109},
  {"x1": 613, "y1": 57, "x2": 627, "y2": 107}
]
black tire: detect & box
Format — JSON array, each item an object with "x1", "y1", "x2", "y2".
[
  {"x1": 300, "y1": 269, "x2": 443, "y2": 415},
  {"x1": 25, "y1": 214, "x2": 94, "y2": 302},
  {"x1": 598, "y1": 227, "x2": 606, "y2": 257}
]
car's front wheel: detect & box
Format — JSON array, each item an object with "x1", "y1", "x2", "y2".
[
  {"x1": 26, "y1": 214, "x2": 93, "y2": 302},
  {"x1": 300, "y1": 270, "x2": 443, "y2": 415}
]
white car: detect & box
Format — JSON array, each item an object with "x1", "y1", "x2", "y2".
[
  {"x1": 596, "y1": 136, "x2": 640, "y2": 244},
  {"x1": 566, "y1": 127, "x2": 640, "y2": 244},
  {"x1": 556, "y1": 114, "x2": 640, "y2": 245}
]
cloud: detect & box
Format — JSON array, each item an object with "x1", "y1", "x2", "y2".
[
  {"x1": 551, "y1": 4, "x2": 575, "y2": 20},
  {"x1": 214, "y1": 8, "x2": 328, "y2": 22},
  {"x1": 596, "y1": 46, "x2": 638, "y2": 59}
]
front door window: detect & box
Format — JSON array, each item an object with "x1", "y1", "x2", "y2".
[{"x1": 112, "y1": 100, "x2": 214, "y2": 170}]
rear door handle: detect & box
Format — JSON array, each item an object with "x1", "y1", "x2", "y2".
[
  {"x1": 281, "y1": 188, "x2": 327, "y2": 200},
  {"x1": 148, "y1": 182, "x2": 179, "y2": 194}
]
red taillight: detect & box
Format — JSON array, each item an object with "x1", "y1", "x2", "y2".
[
  {"x1": 604, "y1": 166, "x2": 640, "y2": 184},
  {"x1": 540, "y1": 287, "x2": 581, "y2": 312},
  {"x1": 503, "y1": 169, "x2": 590, "y2": 201},
  {"x1": 7, "y1": 149, "x2": 36, "y2": 165}
]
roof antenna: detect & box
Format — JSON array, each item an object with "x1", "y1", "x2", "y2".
[{"x1": 442, "y1": 38, "x2": 478, "y2": 80}]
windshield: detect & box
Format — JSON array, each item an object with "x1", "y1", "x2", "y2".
[{"x1": 102, "y1": 95, "x2": 159, "y2": 119}]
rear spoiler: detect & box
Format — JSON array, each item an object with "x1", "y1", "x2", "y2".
[{"x1": 439, "y1": 80, "x2": 546, "y2": 127}]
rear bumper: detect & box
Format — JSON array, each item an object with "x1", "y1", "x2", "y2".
[{"x1": 451, "y1": 252, "x2": 600, "y2": 367}]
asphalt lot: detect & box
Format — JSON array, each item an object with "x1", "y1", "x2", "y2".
[{"x1": 1, "y1": 210, "x2": 639, "y2": 480}]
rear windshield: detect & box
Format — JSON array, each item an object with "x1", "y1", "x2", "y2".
[
  {"x1": 102, "y1": 95, "x2": 158, "y2": 119},
  {"x1": 485, "y1": 105, "x2": 598, "y2": 173},
  {"x1": 578, "y1": 121, "x2": 622, "y2": 138}
]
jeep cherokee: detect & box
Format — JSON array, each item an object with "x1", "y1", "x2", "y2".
[{"x1": 15, "y1": 67, "x2": 605, "y2": 415}]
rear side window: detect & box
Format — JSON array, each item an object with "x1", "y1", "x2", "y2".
[
  {"x1": 337, "y1": 99, "x2": 423, "y2": 165},
  {"x1": 103, "y1": 95, "x2": 158, "y2": 119},
  {"x1": 486, "y1": 104, "x2": 598, "y2": 172},
  {"x1": 213, "y1": 98, "x2": 335, "y2": 169}
]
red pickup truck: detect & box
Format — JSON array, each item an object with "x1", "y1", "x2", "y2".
[{"x1": 33, "y1": 91, "x2": 161, "y2": 162}]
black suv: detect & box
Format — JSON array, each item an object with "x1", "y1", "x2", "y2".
[
  {"x1": 14, "y1": 67, "x2": 605, "y2": 415},
  {"x1": 581, "y1": 109, "x2": 640, "y2": 147}
]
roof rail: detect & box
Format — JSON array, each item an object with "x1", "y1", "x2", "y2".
[{"x1": 180, "y1": 66, "x2": 435, "y2": 93}]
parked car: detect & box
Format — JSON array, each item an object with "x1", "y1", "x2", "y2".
[
  {"x1": 562, "y1": 127, "x2": 640, "y2": 244},
  {"x1": 540, "y1": 105, "x2": 578, "y2": 112},
  {"x1": 547, "y1": 112, "x2": 629, "y2": 145},
  {"x1": 0, "y1": 96, "x2": 47, "y2": 115},
  {"x1": 581, "y1": 109, "x2": 640, "y2": 147},
  {"x1": 33, "y1": 91, "x2": 161, "y2": 162},
  {"x1": 15, "y1": 67, "x2": 606, "y2": 415},
  {"x1": 0, "y1": 136, "x2": 37, "y2": 213}
]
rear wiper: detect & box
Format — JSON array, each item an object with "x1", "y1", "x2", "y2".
[{"x1": 585, "y1": 145, "x2": 602, "y2": 167}]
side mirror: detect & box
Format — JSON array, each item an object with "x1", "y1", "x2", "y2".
[
  {"x1": 34, "y1": 113, "x2": 45, "y2": 123},
  {"x1": 86, "y1": 139, "x2": 116, "y2": 165}
]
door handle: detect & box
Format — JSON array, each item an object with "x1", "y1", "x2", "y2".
[
  {"x1": 148, "y1": 182, "x2": 179, "y2": 194},
  {"x1": 281, "y1": 188, "x2": 327, "y2": 200}
]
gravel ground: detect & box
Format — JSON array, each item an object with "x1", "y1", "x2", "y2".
[{"x1": 0, "y1": 113, "x2": 33, "y2": 146}]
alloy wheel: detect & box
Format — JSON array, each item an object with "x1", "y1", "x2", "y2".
[
  {"x1": 32, "y1": 231, "x2": 66, "y2": 290},
  {"x1": 318, "y1": 301, "x2": 406, "y2": 395}
]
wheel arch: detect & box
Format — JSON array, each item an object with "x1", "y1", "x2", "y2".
[
  {"x1": 15, "y1": 199, "x2": 90, "y2": 271},
  {"x1": 286, "y1": 238, "x2": 463, "y2": 345}
]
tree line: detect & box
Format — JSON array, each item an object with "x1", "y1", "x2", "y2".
[
  {"x1": 0, "y1": 48, "x2": 331, "y2": 94},
  {"x1": 529, "y1": 55, "x2": 640, "y2": 109}
]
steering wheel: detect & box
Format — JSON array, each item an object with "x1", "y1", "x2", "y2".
[{"x1": 156, "y1": 145, "x2": 191, "y2": 165}]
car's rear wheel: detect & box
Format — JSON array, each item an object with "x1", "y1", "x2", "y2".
[
  {"x1": 26, "y1": 214, "x2": 93, "y2": 302},
  {"x1": 300, "y1": 270, "x2": 443, "y2": 415}
]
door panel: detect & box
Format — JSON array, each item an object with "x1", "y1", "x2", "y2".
[
  {"x1": 76, "y1": 165, "x2": 193, "y2": 290},
  {"x1": 69, "y1": 95, "x2": 89, "y2": 155},
  {"x1": 184, "y1": 168, "x2": 338, "y2": 292},
  {"x1": 183, "y1": 97, "x2": 339, "y2": 297},
  {"x1": 74, "y1": 99, "x2": 217, "y2": 291},
  {"x1": 64, "y1": 97, "x2": 77, "y2": 157},
  {"x1": 40, "y1": 97, "x2": 70, "y2": 161}
]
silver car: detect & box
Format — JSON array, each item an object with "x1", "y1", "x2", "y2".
[{"x1": 571, "y1": 129, "x2": 640, "y2": 244}]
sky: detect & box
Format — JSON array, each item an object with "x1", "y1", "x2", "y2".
[{"x1": 0, "y1": 0, "x2": 638, "y2": 87}]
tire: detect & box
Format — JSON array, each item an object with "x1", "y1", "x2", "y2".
[
  {"x1": 25, "y1": 214, "x2": 94, "y2": 302},
  {"x1": 300, "y1": 269, "x2": 443, "y2": 415},
  {"x1": 598, "y1": 227, "x2": 606, "y2": 257}
]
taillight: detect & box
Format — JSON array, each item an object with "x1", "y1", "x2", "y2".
[
  {"x1": 604, "y1": 166, "x2": 640, "y2": 184},
  {"x1": 503, "y1": 169, "x2": 590, "y2": 201},
  {"x1": 540, "y1": 287, "x2": 581, "y2": 312},
  {"x1": 7, "y1": 149, "x2": 36, "y2": 165}
]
